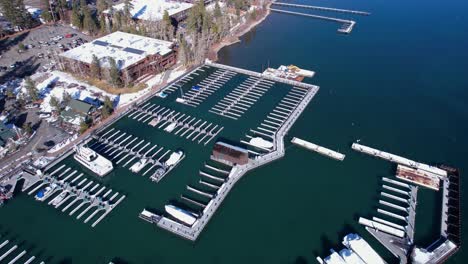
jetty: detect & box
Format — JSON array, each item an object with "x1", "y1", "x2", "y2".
[
  {"x1": 140, "y1": 62, "x2": 319, "y2": 241},
  {"x1": 271, "y1": 2, "x2": 370, "y2": 16},
  {"x1": 351, "y1": 143, "x2": 447, "y2": 177},
  {"x1": 19, "y1": 166, "x2": 125, "y2": 228},
  {"x1": 291, "y1": 137, "x2": 345, "y2": 161},
  {"x1": 269, "y1": 8, "x2": 356, "y2": 34}
]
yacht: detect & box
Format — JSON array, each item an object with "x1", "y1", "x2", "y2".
[{"x1": 74, "y1": 145, "x2": 113, "y2": 177}]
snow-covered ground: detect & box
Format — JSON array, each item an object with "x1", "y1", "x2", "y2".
[{"x1": 20, "y1": 67, "x2": 187, "y2": 113}]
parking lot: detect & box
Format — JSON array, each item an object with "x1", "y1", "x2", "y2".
[{"x1": 0, "y1": 24, "x2": 94, "y2": 82}]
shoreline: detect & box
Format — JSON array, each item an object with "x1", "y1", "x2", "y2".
[{"x1": 208, "y1": 2, "x2": 272, "y2": 61}]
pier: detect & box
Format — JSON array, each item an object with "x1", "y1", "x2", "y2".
[
  {"x1": 20, "y1": 165, "x2": 126, "y2": 228},
  {"x1": 358, "y1": 177, "x2": 419, "y2": 264},
  {"x1": 269, "y1": 8, "x2": 356, "y2": 34},
  {"x1": 91, "y1": 129, "x2": 184, "y2": 182},
  {"x1": 271, "y1": 2, "x2": 370, "y2": 16},
  {"x1": 0, "y1": 237, "x2": 45, "y2": 264},
  {"x1": 351, "y1": 143, "x2": 447, "y2": 177},
  {"x1": 291, "y1": 137, "x2": 345, "y2": 161},
  {"x1": 210, "y1": 76, "x2": 274, "y2": 120},
  {"x1": 142, "y1": 63, "x2": 319, "y2": 241},
  {"x1": 178, "y1": 69, "x2": 236, "y2": 107},
  {"x1": 128, "y1": 104, "x2": 224, "y2": 146}
]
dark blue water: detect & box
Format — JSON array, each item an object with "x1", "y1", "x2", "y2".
[{"x1": 0, "y1": 0, "x2": 467, "y2": 263}]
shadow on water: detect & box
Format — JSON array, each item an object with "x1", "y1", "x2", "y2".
[
  {"x1": 314, "y1": 224, "x2": 357, "y2": 257},
  {"x1": 292, "y1": 256, "x2": 308, "y2": 264},
  {"x1": 111, "y1": 258, "x2": 130, "y2": 264}
]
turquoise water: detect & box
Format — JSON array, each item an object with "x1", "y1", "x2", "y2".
[{"x1": 1, "y1": 0, "x2": 468, "y2": 263}]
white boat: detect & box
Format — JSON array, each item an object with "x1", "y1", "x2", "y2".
[
  {"x1": 130, "y1": 159, "x2": 148, "y2": 173},
  {"x1": 51, "y1": 190, "x2": 69, "y2": 206},
  {"x1": 164, "y1": 151, "x2": 183, "y2": 167},
  {"x1": 35, "y1": 184, "x2": 56, "y2": 201},
  {"x1": 165, "y1": 204, "x2": 197, "y2": 226},
  {"x1": 164, "y1": 122, "x2": 177, "y2": 133},
  {"x1": 74, "y1": 145, "x2": 113, "y2": 177},
  {"x1": 176, "y1": 98, "x2": 185, "y2": 103},
  {"x1": 339, "y1": 248, "x2": 366, "y2": 264},
  {"x1": 250, "y1": 137, "x2": 274, "y2": 149},
  {"x1": 323, "y1": 250, "x2": 347, "y2": 264},
  {"x1": 342, "y1": 233, "x2": 386, "y2": 264}
]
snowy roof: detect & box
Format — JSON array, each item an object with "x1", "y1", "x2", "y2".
[
  {"x1": 60, "y1": 31, "x2": 174, "y2": 70},
  {"x1": 104, "y1": 0, "x2": 193, "y2": 22}
]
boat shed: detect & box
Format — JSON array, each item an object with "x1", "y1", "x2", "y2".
[{"x1": 212, "y1": 142, "x2": 249, "y2": 165}]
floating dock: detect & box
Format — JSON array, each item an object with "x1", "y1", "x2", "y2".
[
  {"x1": 351, "y1": 143, "x2": 447, "y2": 178},
  {"x1": 291, "y1": 137, "x2": 345, "y2": 161},
  {"x1": 144, "y1": 62, "x2": 319, "y2": 241}
]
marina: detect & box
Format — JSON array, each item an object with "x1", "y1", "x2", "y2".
[
  {"x1": 138, "y1": 62, "x2": 319, "y2": 240},
  {"x1": 1, "y1": 2, "x2": 466, "y2": 260},
  {"x1": 0, "y1": 236, "x2": 45, "y2": 264},
  {"x1": 128, "y1": 104, "x2": 224, "y2": 146},
  {"x1": 18, "y1": 167, "x2": 126, "y2": 227},
  {"x1": 89, "y1": 129, "x2": 184, "y2": 182}
]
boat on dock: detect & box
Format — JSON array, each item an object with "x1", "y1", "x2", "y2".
[
  {"x1": 165, "y1": 204, "x2": 198, "y2": 226},
  {"x1": 342, "y1": 233, "x2": 386, "y2": 264},
  {"x1": 35, "y1": 184, "x2": 56, "y2": 201},
  {"x1": 148, "y1": 117, "x2": 161, "y2": 127},
  {"x1": 262, "y1": 65, "x2": 315, "y2": 82},
  {"x1": 164, "y1": 122, "x2": 177, "y2": 133},
  {"x1": 164, "y1": 151, "x2": 184, "y2": 168},
  {"x1": 157, "y1": 92, "x2": 168, "y2": 98},
  {"x1": 74, "y1": 145, "x2": 113, "y2": 177},
  {"x1": 130, "y1": 159, "x2": 148, "y2": 173},
  {"x1": 249, "y1": 137, "x2": 274, "y2": 150},
  {"x1": 51, "y1": 191, "x2": 69, "y2": 206}
]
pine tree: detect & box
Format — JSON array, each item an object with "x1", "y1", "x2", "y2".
[
  {"x1": 214, "y1": 1, "x2": 222, "y2": 19},
  {"x1": 71, "y1": 1, "x2": 82, "y2": 29},
  {"x1": 123, "y1": 0, "x2": 133, "y2": 20},
  {"x1": 90, "y1": 54, "x2": 102, "y2": 80},
  {"x1": 162, "y1": 10, "x2": 173, "y2": 40},
  {"x1": 49, "y1": 95, "x2": 61, "y2": 112},
  {"x1": 0, "y1": 0, "x2": 35, "y2": 29},
  {"x1": 96, "y1": 0, "x2": 108, "y2": 13},
  {"x1": 24, "y1": 77, "x2": 38, "y2": 101},
  {"x1": 41, "y1": 0, "x2": 53, "y2": 22},
  {"x1": 108, "y1": 57, "x2": 122, "y2": 87},
  {"x1": 101, "y1": 96, "x2": 114, "y2": 119}
]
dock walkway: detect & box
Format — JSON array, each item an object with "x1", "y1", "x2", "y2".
[{"x1": 149, "y1": 63, "x2": 319, "y2": 241}]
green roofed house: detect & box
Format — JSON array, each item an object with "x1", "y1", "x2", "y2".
[{"x1": 61, "y1": 99, "x2": 96, "y2": 128}]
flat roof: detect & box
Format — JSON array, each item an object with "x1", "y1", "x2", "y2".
[
  {"x1": 60, "y1": 31, "x2": 174, "y2": 70},
  {"x1": 104, "y1": 0, "x2": 193, "y2": 22}
]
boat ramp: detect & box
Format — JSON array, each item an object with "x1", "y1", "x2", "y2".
[{"x1": 291, "y1": 137, "x2": 345, "y2": 161}]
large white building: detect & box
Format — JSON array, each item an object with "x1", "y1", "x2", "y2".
[
  {"x1": 60, "y1": 31, "x2": 177, "y2": 83},
  {"x1": 103, "y1": 0, "x2": 193, "y2": 22}
]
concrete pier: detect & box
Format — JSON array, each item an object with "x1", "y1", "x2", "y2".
[
  {"x1": 271, "y1": 2, "x2": 370, "y2": 15},
  {"x1": 291, "y1": 137, "x2": 345, "y2": 161},
  {"x1": 270, "y1": 8, "x2": 356, "y2": 34},
  {"x1": 352, "y1": 143, "x2": 447, "y2": 177}
]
